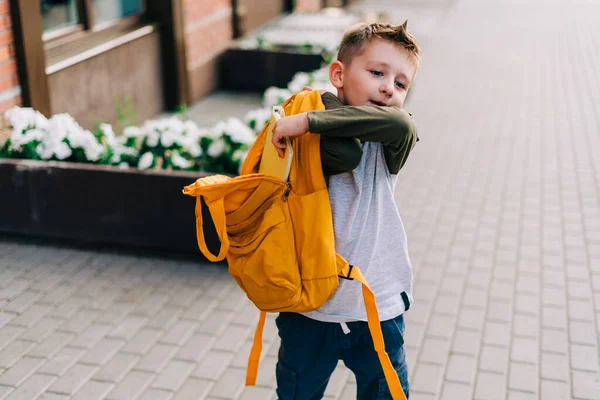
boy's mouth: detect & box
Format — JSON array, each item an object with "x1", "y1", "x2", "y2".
[{"x1": 369, "y1": 100, "x2": 387, "y2": 106}]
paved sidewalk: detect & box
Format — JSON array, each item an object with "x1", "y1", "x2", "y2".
[{"x1": 1, "y1": 0, "x2": 600, "y2": 399}]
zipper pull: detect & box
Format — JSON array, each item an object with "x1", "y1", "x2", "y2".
[{"x1": 282, "y1": 182, "x2": 292, "y2": 202}]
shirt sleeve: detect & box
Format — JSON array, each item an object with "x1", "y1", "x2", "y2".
[
  {"x1": 318, "y1": 92, "x2": 364, "y2": 176},
  {"x1": 309, "y1": 97, "x2": 419, "y2": 174}
]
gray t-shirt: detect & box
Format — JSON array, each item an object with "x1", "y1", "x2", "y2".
[{"x1": 302, "y1": 93, "x2": 418, "y2": 323}]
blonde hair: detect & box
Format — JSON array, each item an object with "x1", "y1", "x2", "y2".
[{"x1": 337, "y1": 21, "x2": 421, "y2": 66}]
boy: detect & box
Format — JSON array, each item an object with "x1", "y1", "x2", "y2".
[{"x1": 272, "y1": 22, "x2": 420, "y2": 399}]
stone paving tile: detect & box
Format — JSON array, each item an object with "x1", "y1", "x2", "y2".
[
  {"x1": 207, "y1": 367, "x2": 246, "y2": 399},
  {"x1": 138, "y1": 388, "x2": 173, "y2": 400},
  {"x1": 151, "y1": 359, "x2": 195, "y2": 392},
  {"x1": 47, "y1": 363, "x2": 99, "y2": 396},
  {"x1": 323, "y1": 365, "x2": 351, "y2": 399},
  {"x1": 37, "y1": 392, "x2": 69, "y2": 400},
  {"x1": 69, "y1": 322, "x2": 113, "y2": 349},
  {"x1": 92, "y1": 352, "x2": 140, "y2": 384},
  {"x1": 159, "y1": 320, "x2": 198, "y2": 347},
  {"x1": 171, "y1": 378, "x2": 213, "y2": 400},
  {"x1": 121, "y1": 328, "x2": 164, "y2": 356},
  {"x1": 0, "y1": 384, "x2": 12, "y2": 399},
  {"x1": 174, "y1": 333, "x2": 215, "y2": 363},
  {"x1": 105, "y1": 370, "x2": 155, "y2": 400},
  {"x1": 70, "y1": 380, "x2": 114, "y2": 400},
  {"x1": 474, "y1": 371, "x2": 506, "y2": 400},
  {"x1": 191, "y1": 350, "x2": 234, "y2": 381},
  {"x1": 0, "y1": 340, "x2": 36, "y2": 370},
  {"x1": 439, "y1": 381, "x2": 472, "y2": 400},
  {"x1": 0, "y1": 356, "x2": 45, "y2": 387},
  {"x1": 3, "y1": 373, "x2": 56, "y2": 400},
  {"x1": 79, "y1": 338, "x2": 126, "y2": 367},
  {"x1": 0, "y1": 326, "x2": 24, "y2": 354},
  {"x1": 540, "y1": 380, "x2": 570, "y2": 400},
  {"x1": 28, "y1": 331, "x2": 76, "y2": 359},
  {"x1": 145, "y1": 306, "x2": 184, "y2": 330},
  {"x1": 9, "y1": 304, "x2": 52, "y2": 329}
]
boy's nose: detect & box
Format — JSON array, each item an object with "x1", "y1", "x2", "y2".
[{"x1": 380, "y1": 83, "x2": 394, "y2": 97}]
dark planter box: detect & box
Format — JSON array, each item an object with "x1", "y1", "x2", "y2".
[
  {"x1": 219, "y1": 47, "x2": 324, "y2": 92},
  {"x1": 0, "y1": 159, "x2": 221, "y2": 256}
]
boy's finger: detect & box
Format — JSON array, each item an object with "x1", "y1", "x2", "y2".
[
  {"x1": 272, "y1": 133, "x2": 285, "y2": 158},
  {"x1": 275, "y1": 142, "x2": 285, "y2": 158}
]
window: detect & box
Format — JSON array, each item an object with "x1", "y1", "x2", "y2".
[
  {"x1": 93, "y1": 0, "x2": 145, "y2": 26},
  {"x1": 40, "y1": 0, "x2": 145, "y2": 37},
  {"x1": 41, "y1": 0, "x2": 79, "y2": 33}
]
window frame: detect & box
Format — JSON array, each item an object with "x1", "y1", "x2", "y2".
[
  {"x1": 41, "y1": 0, "x2": 146, "y2": 45},
  {"x1": 10, "y1": 0, "x2": 189, "y2": 117}
]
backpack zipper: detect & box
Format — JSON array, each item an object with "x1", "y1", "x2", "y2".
[{"x1": 281, "y1": 182, "x2": 292, "y2": 202}]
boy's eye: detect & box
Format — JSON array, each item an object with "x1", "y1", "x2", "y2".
[
  {"x1": 370, "y1": 70, "x2": 383, "y2": 77},
  {"x1": 395, "y1": 81, "x2": 406, "y2": 90}
]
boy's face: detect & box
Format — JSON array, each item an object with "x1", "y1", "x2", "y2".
[{"x1": 332, "y1": 39, "x2": 417, "y2": 108}]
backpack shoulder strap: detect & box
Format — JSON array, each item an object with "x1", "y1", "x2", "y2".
[
  {"x1": 339, "y1": 264, "x2": 408, "y2": 400},
  {"x1": 245, "y1": 311, "x2": 267, "y2": 385}
]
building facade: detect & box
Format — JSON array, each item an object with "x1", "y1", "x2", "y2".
[{"x1": 0, "y1": 0, "x2": 346, "y2": 129}]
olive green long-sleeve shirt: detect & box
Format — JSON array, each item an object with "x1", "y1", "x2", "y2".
[{"x1": 309, "y1": 92, "x2": 418, "y2": 176}]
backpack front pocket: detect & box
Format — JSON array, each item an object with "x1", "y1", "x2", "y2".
[{"x1": 226, "y1": 181, "x2": 300, "y2": 311}]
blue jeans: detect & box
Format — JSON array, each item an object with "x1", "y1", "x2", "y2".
[{"x1": 275, "y1": 312, "x2": 409, "y2": 400}]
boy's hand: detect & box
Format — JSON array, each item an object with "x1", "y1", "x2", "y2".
[
  {"x1": 303, "y1": 86, "x2": 329, "y2": 96},
  {"x1": 272, "y1": 112, "x2": 309, "y2": 158}
]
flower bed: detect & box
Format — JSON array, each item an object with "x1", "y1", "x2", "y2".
[
  {"x1": 0, "y1": 50, "x2": 335, "y2": 253},
  {"x1": 0, "y1": 108, "x2": 260, "y2": 176},
  {"x1": 0, "y1": 158, "x2": 219, "y2": 253},
  {"x1": 220, "y1": 9, "x2": 359, "y2": 92}
]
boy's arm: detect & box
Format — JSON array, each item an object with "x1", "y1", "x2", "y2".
[
  {"x1": 308, "y1": 99, "x2": 419, "y2": 174},
  {"x1": 319, "y1": 92, "x2": 363, "y2": 176}
]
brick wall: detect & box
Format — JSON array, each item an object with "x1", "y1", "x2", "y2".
[
  {"x1": 183, "y1": 0, "x2": 233, "y2": 101},
  {"x1": 183, "y1": 0, "x2": 287, "y2": 102},
  {"x1": 0, "y1": 0, "x2": 20, "y2": 113}
]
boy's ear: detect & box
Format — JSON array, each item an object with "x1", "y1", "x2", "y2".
[{"x1": 329, "y1": 60, "x2": 344, "y2": 89}]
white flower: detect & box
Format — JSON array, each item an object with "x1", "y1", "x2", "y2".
[
  {"x1": 54, "y1": 142, "x2": 72, "y2": 160},
  {"x1": 118, "y1": 162, "x2": 130, "y2": 169},
  {"x1": 146, "y1": 131, "x2": 159, "y2": 147},
  {"x1": 9, "y1": 127, "x2": 44, "y2": 149},
  {"x1": 138, "y1": 152, "x2": 154, "y2": 169},
  {"x1": 83, "y1": 140, "x2": 104, "y2": 162},
  {"x1": 5, "y1": 106, "x2": 48, "y2": 134},
  {"x1": 171, "y1": 151, "x2": 192, "y2": 169},
  {"x1": 183, "y1": 120, "x2": 200, "y2": 134},
  {"x1": 244, "y1": 108, "x2": 271, "y2": 133},
  {"x1": 232, "y1": 149, "x2": 248, "y2": 163},
  {"x1": 288, "y1": 72, "x2": 311, "y2": 93},
  {"x1": 263, "y1": 87, "x2": 292, "y2": 108},
  {"x1": 43, "y1": 113, "x2": 105, "y2": 162},
  {"x1": 224, "y1": 118, "x2": 256, "y2": 145},
  {"x1": 99, "y1": 123, "x2": 118, "y2": 146},
  {"x1": 37, "y1": 138, "x2": 72, "y2": 160},
  {"x1": 179, "y1": 136, "x2": 202, "y2": 158},
  {"x1": 110, "y1": 139, "x2": 138, "y2": 164},
  {"x1": 207, "y1": 137, "x2": 226, "y2": 158},
  {"x1": 160, "y1": 129, "x2": 181, "y2": 148},
  {"x1": 207, "y1": 121, "x2": 226, "y2": 139},
  {"x1": 163, "y1": 116, "x2": 186, "y2": 133},
  {"x1": 123, "y1": 126, "x2": 143, "y2": 137}
]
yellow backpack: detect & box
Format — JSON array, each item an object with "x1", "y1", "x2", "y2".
[{"x1": 182, "y1": 90, "x2": 406, "y2": 400}]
